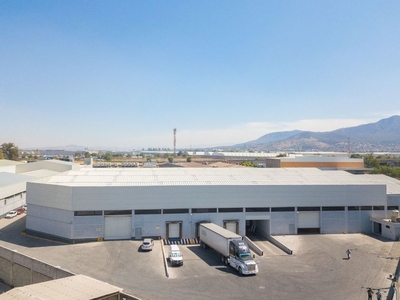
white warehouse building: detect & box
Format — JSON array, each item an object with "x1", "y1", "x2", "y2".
[{"x1": 25, "y1": 167, "x2": 400, "y2": 242}]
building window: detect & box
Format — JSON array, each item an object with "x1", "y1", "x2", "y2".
[
  {"x1": 163, "y1": 208, "x2": 189, "y2": 214},
  {"x1": 74, "y1": 211, "x2": 102, "y2": 216},
  {"x1": 105, "y1": 210, "x2": 132, "y2": 215},
  {"x1": 218, "y1": 208, "x2": 243, "y2": 213},
  {"x1": 361, "y1": 206, "x2": 372, "y2": 211},
  {"x1": 322, "y1": 206, "x2": 345, "y2": 211},
  {"x1": 271, "y1": 207, "x2": 295, "y2": 212},
  {"x1": 373, "y1": 206, "x2": 384, "y2": 211},
  {"x1": 134, "y1": 209, "x2": 161, "y2": 215},
  {"x1": 192, "y1": 208, "x2": 217, "y2": 213},
  {"x1": 297, "y1": 207, "x2": 320, "y2": 211},
  {"x1": 245, "y1": 207, "x2": 270, "y2": 212},
  {"x1": 348, "y1": 206, "x2": 360, "y2": 211},
  {"x1": 388, "y1": 206, "x2": 399, "y2": 211},
  {"x1": 386, "y1": 225, "x2": 390, "y2": 229}
]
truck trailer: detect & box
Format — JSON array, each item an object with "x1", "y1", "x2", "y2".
[{"x1": 199, "y1": 223, "x2": 258, "y2": 275}]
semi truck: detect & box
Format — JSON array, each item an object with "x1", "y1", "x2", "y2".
[{"x1": 199, "y1": 223, "x2": 258, "y2": 275}]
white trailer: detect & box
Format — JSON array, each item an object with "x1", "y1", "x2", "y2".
[{"x1": 199, "y1": 223, "x2": 258, "y2": 275}]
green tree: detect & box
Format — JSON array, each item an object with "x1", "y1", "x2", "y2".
[
  {"x1": 1, "y1": 142, "x2": 19, "y2": 160},
  {"x1": 0, "y1": 148, "x2": 4, "y2": 159},
  {"x1": 104, "y1": 152, "x2": 113, "y2": 162},
  {"x1": 364, "y1": 154, "x2": 379, "y2": 168},
  {"x1": 168, "y1": 157, "x2": 174, "y2": 163},
  {"x1": 187, "y1": 157, "x2": 192, "y2": 162},
  {"x1": 84, "y1": 152, "x2": 91, "y2": 158},
  {"x1": 239, "y1": 161, "x2": 256, "y2": 167}
]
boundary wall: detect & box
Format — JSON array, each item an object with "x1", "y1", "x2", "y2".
[
  {"x1": 0, "y1": 245, "x2": 141, "y2": 299},
  {"x1": 0, "y1": 245, "x2": 74, "y2": 287}
]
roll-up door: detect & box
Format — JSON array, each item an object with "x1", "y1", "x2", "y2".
[
  {"x1": 224, "y1": 221, "x2": 238, "y2": 233},
  {"x1": 169, "y1": 223, "x2": 180, "y2": 238},
  {"x1": 167, "y1": 222, "x2": 181, "y2": 239},
  {"x1": 104, "y1": 216, "x2": 132, "y2": 240},
  {"x1": 297, "y1": 211, "x2": 320, "y2": 233}
]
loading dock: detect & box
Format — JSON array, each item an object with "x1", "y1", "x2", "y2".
[
  {"x1": 223, "y1": 220, "x2": 238, "y2": 233},
  {"x1": 297, "y1": 210, "x2": 321, "y2": 234},
  {"x1": 166, "y1": 221, "x2": 182, "y2": 240},
  {"x1": 104, "y1": 215, "x2": 132, "y2": 240},
  {"x1": 246, "y1": 217, "x2": 270, "y2": 238}
]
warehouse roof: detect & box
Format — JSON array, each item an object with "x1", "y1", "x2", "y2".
[
  {"x1": 0, "y1": 159, "x2": 24, "y2": 167},
  {"x1": 362, "y1": 174, "x2": 400, "y2": 195},
  {"x1": 0, "y1": 275, "x2": 122, "y2": 300},
  {"x1": 30, "y1": 167, "x2": 396, "y2": 190},
  {"x1": 0, "y1": 172, "x2": 35, "y2": 188}
]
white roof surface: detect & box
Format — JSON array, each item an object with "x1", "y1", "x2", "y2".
[
  {"x1": 32, "y1": 167, "x2": 398, "y2": 190},
  {"x1": 0, "y1": 172, "x2": 35, "y2": 188},
  {"x1": 0, "y1": 275, "x2": 122, "y2": 300},
  {"x1": 0, "y1": 159, "x2": 23, "y2": 167}
]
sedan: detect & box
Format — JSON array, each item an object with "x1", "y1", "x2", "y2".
[
  {"x1": 5, "y1": 211, "x2": 17, "y2": 218},
  {"x1": 140, "y1": 238, "x2": 154, "y2": 251}
]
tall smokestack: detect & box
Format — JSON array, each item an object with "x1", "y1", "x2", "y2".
[{"x1": 173, "y1": 128, "x2": 177, "y2": 162}]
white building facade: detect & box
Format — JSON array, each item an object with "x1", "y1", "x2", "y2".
[{"x1": 24, "y1": 167, "x2": 400, "y2": 242}]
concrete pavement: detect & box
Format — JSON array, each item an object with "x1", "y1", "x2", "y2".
[{"x1": 1, "y1": 216, "x2": 400, "y2": 299}]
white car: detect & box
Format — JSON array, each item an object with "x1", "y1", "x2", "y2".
[
  {"x1": 5, "y1": 211, "x2": 17, "y2": 218},
  {"x1": 140, "y1": 238, "x2": 154, "y2": 251}
]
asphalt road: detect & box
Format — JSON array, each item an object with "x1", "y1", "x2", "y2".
[{"x1": 1, "y1": 215, "x2": 399, "y2": 300}]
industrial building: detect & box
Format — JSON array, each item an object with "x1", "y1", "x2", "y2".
[
  {"x1": 24, "y1": 166, "x2": 400, "y2": 242},
  {"x1": 264, "y1": 155, "x2": 365, "y2": 169},
  {"x1": 0, "y1": 159, "x2": 78, "y2": 217}
]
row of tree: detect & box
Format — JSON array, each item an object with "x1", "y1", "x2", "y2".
[
  {"x1": 352, "y1": 153, "x2": 400, "y2": 179},
  {"x1": 0, "y1": 143, "x2": 19, "y2": 160}
]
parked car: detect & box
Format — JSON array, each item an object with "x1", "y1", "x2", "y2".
[
  {"x1": 168, "y1": 244, "x2": 183, "y2": 266},
  {"x1": 5, "y1": 211, "x2": 17, "y2": 218},
  {"x1": 17, "y1": 208, "x2": 25, "y2": 215},
  {"x1": 140, "y1": 238, "x2": 154, "y2": 251}
]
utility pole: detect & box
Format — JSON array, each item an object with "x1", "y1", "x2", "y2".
[{"x1": 173, "y1": 128, "x2": 177, "y2": 163}]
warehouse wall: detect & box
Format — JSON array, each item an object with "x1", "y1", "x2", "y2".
[
  {"x1": 73, "y1": 215, "x2": 103, "y2": 239},
  {"x1": 0, "y1": 245, "x2": 73, "y2": 287},
  {"x1": 360, "y1": 210, "x2": 373, "y2": 233},
  {"x1": 26, "y1": 204, "x2": 74, "y2": 239},
  {"x1": 321, "y1": 211, "x2": 346, "y2": 234},
  {"x1": 27, "y1": 183, "x2": 72, "y2": 210},
  {"x1": 270, "y1": 212, "x2": 296, "y2": 235},
  {"x1": 62, "y1": 184, "x2": 387, "y2": 211},
  {"x1": 347, "y1": 211, "x2": 361, "y2": 233},
  {"x1": 0, "y1": 192, "x2": 25, "y2": 216}
]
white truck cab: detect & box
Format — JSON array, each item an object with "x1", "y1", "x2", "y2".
[{"x1": 169, "y1": 244, "x2": 183, "y2": 266}]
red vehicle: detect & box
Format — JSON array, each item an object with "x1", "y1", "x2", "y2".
[{"x1": 17, "y1": 208, "x2": 25, "y2": 215}]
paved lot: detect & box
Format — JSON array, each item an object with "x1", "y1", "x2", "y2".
[{"x1": 1, "y1": 216, "x2": 400, "y2": 300}]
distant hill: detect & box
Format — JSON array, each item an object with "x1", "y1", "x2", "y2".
[{"x1": 230, "y1": 115, "x2": 400, "y2": 152}]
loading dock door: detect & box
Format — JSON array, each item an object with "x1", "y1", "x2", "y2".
[
  {"x1": 224, "y1": 221, "x2": 238, "y2": 233},
  {"x1": 297, "y1": 211, "x2": 320, "y2": 234},
  {"x1": 104, "y1": 216, "x2": 132, "y2": 240},
  {"x1": 167, "y1": 222, "x2": 181, "y2": 240}
]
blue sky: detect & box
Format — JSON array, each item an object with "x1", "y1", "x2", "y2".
[{"x1": 1, "y1": 1, "x2": 399, "y2": 150}]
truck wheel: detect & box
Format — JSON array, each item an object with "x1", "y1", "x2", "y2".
[{"x1": 224, "y1": 257, "x2": 228, "y2": 265}]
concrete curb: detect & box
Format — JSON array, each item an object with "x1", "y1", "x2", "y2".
[
  {"x1": 160, "y1": 239, "x2": 170, "y2": 278},
  {"x1": 244, "y1": 236, "x2": 263, "y2": 256},
  {"x1": 267, "y1": 235, "x2": 293, "y2": 255}
]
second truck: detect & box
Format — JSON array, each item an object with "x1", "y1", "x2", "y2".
[{"x1": 199, "y1": 222, "x2": 258, "y2": 275}]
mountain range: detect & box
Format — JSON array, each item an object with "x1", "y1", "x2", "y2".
[{"x1": 230, "y1": 115, "x2": 400, "y2": 152}]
